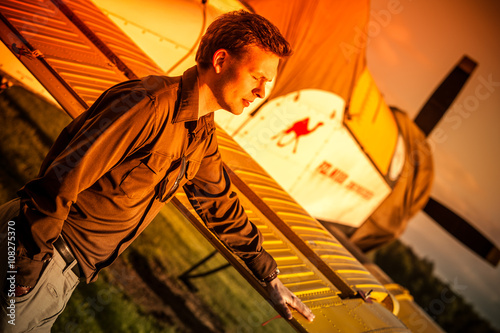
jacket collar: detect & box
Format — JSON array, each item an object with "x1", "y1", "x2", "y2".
[{"x1": 172, "y1": 66, "x2": 199, "y2": 124}]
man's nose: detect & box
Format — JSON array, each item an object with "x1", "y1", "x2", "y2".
[{"x1": 253, "y1": 81, "x2": 266, "y2": 99}]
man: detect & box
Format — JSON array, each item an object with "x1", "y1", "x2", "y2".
[{"x1": 0, "y1": 10, "x2": 314, "y2": 332}]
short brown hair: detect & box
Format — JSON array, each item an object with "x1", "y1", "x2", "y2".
[{"x1": 196, "y1": 10, "x2": 291, "y2": 69}]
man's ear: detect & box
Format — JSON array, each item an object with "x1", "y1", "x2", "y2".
[{"x1": 212, "y1": 49, "x2": 228, "y2": 74}]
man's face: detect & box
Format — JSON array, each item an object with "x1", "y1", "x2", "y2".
[{"x1": 213, "y1": 45, "x2": 280, "y2": 115}]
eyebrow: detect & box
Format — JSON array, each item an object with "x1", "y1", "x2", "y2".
[{"x1": 254, "y1": 72, "x2": 274, "y2": 82}]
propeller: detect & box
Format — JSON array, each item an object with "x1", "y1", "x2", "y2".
[
  {"x1": 413, "y1": 55, "x2": 499, "y2": 266},
  {"x1": 423, "y1": 198, "x2": 499, "y2": 266},
  {"x1": 414, "y1": 55, "x2": 477, "y2": 136}
]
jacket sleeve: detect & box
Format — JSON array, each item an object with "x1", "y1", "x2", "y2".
[
  {"x1": 182, "y1": 134, "x2": 277, "y2": 281},
  {"x1": 17, "y1": 82, "x2": 158, "y2": 286}
]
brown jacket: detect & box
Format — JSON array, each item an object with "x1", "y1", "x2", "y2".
[{"x1": 17, "y1": 66, "x2": 277, "y2": 286}]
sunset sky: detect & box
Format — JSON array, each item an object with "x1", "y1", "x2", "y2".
[{"x1": 367, "y1": 0, "x2": 500, "y2": 327}]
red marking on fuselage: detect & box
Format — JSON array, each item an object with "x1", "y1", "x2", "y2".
[{"x1": 272, "y1": 118, "x2": 324, "y2": 153}]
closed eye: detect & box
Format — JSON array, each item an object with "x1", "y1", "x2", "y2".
[{"x1": 251, "y1": 73, "x2": 273, "y2": 83}]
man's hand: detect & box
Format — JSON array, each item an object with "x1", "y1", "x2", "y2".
[{"x1": 265, "y1": 277, "x2": 315, "y2": 322}]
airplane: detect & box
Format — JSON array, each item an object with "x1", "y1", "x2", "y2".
[
  {"x1": 1, "y1": 0, "x2": 497, "y2": 267},
  {"x1": 0, "y1": 0, "x2": 495, "y2": 331},
  {"x1": 86, "y1": 0, "x2": 499, "y2": 265}
]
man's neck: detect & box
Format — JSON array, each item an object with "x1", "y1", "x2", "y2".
[{"x1": 197, "y1": 67, "x2": 220, "y2": 118}]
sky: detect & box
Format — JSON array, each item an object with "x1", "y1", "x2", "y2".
[{"x1": 366, "y1": 0, "x2": 500, "y2": 328}]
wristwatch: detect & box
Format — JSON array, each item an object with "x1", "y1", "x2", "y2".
[{"x1": 263, "y1": 268, "x2": 280, "y2": 283}]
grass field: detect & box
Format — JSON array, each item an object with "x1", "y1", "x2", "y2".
[{"x1": 0, "y1": 86, "x2": 293, "y2": 332}]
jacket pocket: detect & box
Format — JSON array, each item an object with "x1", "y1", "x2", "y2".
[
  {"x1": 119, "y1": 152, "x2": 172, "y2": 199},
  {"x1": 186, "y1": 158, "x2": 201, "y2": 180}
]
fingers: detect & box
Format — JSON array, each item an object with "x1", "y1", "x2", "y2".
[
  {"x1": 289, "y1": 294, "x2": 315, "y2": 322},
  {"x1": 281, "y1": 302, "x2": 293, "y2": 320},
  {"x1": 266, "y1": 278, "x2": 315, "y2": 322},
  {"x1": 269, "y1": 288, "x2": 293, "y2": 320}
]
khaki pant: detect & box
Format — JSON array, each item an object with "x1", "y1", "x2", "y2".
[{"x1": 0, "y1": 199, "x2": 80, "y2": 332}]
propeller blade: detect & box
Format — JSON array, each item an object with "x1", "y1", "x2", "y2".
[
  {"x1": 423, "y1": 197, "x2": 499, "y2": 266},
  {"x1": 414, "y1": 55, "x2": 477, "y2": 137}
]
